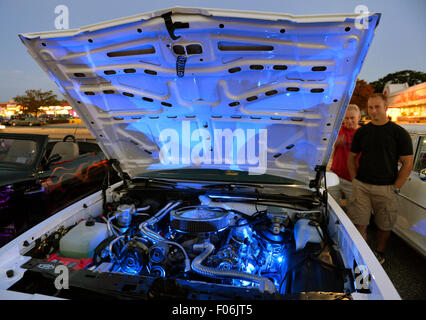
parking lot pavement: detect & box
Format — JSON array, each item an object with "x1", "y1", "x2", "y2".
[
  {"x1": 367, "y1": 223, "x2": 426, "y2": 300},
  {"x1": 0, "y1": 123, "x2": 94, "y2": 140}
]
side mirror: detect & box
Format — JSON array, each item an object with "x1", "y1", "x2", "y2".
[
  {"x1": 420, "y1": 168, "x2": 426, "y2": 182},
  {"x1": 321, "y1": 171, "x2": 340, "y2": 188}
]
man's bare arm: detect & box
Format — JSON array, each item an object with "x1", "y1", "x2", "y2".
[
  {"x1": 347, "y1": 152, "x2": 359, "y2": 181},
  {"x1": 394, "y1": 155, "x2": 414, "y2": 189}
]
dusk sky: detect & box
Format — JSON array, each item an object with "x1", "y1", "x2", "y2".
[{"x1": 0, "y1": 0, "x2": 425, "y2": 102}]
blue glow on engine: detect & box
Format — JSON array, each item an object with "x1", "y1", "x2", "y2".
[
  {"x1": 119, "y1": 255, "x2": 143, "y2": 275},
  {"x1": 246, "y1": 262, "x2": 255, "y2": 274}
]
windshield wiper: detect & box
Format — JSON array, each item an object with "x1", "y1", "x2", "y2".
[
  {"x1": 201, "y1": 183, "x2": 264, "y2": 191},
  {"x1": 133, "y1": 177, "x2": 196, "y2": 190},
  {"x1": 207, "y1": 193, "x2": 320, "y2": 210}
]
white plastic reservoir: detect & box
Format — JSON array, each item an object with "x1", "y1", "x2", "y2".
[
  {"x1": 294, "y1": 219, "x2": 323, "y2": 251},
  {"x1": 59, "y1": 220, "x2": 108, "y2": 258}
]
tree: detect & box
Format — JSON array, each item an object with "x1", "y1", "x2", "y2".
[
  {"x1": 369, "y1": 70, "x2": 426, "y2": 93},
  {"x1": 13, "y1": 89, "x2": 60, "y2": 116},
  {"x1": 350, "y1": 79, "x2": 375, "y2": 113}
]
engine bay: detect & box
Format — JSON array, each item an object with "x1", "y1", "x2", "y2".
[{"x1": 10, "y1": 183, "x2": 354, "y2": 299}]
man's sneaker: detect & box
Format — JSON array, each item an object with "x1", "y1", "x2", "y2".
[{"x1": 374, "y1": 251, "x2": 385, "y2": 264}]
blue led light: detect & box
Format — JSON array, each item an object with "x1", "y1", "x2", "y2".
[
  {"x1": 120, "y1": 258, "x2": 142, "y2": 275},
  {"x1": 240, "y1": 280, "x2": 251, "y2": 287},
  {"x1": 246, "y1": 262, "x2": 255, "y2": 274}
]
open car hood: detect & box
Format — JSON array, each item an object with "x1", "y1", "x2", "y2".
[{"x1": 19, "y1": 7, "x2": 380, "y2": 185}]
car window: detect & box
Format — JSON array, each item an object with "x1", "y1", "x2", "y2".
[
  {"x1": 0, "y1": 138, "x2": 38, "y2": 166},
  {"x1": 413, "y1": 136, "x2": 426, "y2": 172}
]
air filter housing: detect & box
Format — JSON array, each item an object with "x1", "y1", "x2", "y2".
[{"x1": 170, "y1": 205, "x2": 230, "y2": 233}]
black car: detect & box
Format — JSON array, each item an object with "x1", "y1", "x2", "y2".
[
  {"x1": 0, "y1": 133, "x2": 118, "y2": 246},
  {"x1": 0, "y1": 116, "x2": 10, "y2": 126},
  {"x1": 8, "y1": 116, "x2": 45, "y2": 126}
]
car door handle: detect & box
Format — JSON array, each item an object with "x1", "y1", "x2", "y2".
[{"x1": 394, "y1": 190, "x2": 426, "y2": 210}]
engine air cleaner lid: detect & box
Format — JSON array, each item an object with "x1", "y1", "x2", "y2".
[{"x1": 170, "y1": 205, "x2": 230, "y2": 233}]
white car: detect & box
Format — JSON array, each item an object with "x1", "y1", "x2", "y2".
[
  {"x1": 394, "y1": 124, "x2": 426, "y2": 257},
  {"x1": 0, "y1": 7, "x2": 400, "y2": 300}
]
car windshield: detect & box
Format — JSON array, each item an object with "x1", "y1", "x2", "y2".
[
  {"x1": 134, "y1": 168, "x2": 305, "y2": 185},
  {"x1": 0, "y1": 138, "x2": 38, "y2": 167}
]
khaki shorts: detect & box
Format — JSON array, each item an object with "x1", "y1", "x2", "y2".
[
  {"x1": 347, "y1": 178, "x2": 399, "y2": 231},
  {"x1": 328, "y1": 177, "x2": 353, "y2": 203}
]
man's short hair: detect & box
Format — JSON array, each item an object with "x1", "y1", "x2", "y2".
[
  {"x1": 368, "y1": 93, "x2": 388, "y2": 105},
  {"x1": 347, "y1": 104, "x2": 360, "y2": 114}
]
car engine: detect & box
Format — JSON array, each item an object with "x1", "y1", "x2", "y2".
[
  {"x1": 99, "y1": 202, "x2": 291, "y2": 293},
  {"x1": 12, "y1": 186, "x2": 352, "y2": 299}
]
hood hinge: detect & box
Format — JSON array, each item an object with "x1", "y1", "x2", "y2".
[
  {"x1": 309, "y1": 165, "x2": 326, "y2": 191},
  {"x1": 108, "y1": 159, "x2": 130, "y2": 188}
]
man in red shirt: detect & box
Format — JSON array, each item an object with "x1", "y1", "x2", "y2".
[{"x1": 328, "y1": 104, "x2": 361, "y2": 210}]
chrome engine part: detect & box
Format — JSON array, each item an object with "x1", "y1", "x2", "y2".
[
  {"x1": 170, "y1": 205, "x2": 230, "y2": 233},
  {"x1": 42, "y1": 197, "x2": 337, "y2": 297},
  {"x1": 104, "y1": 202, "x2": 294, "y2": 293}
]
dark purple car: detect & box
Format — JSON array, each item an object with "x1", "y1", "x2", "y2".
[{"x1": 0, "y1": 133, "x2": 119, "y2": 246}]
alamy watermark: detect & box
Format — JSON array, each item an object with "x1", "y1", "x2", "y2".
[
  {"x1": 52, "y1": 4, "x2": 371, "y2": 32},
  {"x1": 354, "y1": 264, "x2": 371, "y2": 291},
  {"x1": 54, "y1": 5, "x2": 69, "y2": 30},
  {"x1": 158, "y1": 121, "x2": 268, "y2": 175},
  {"x1": 354, "y1": 5, "x2": 371, "y2": 30},
  {"x1": 54, "y1": 265, "x2": 69, "y2": 290}
]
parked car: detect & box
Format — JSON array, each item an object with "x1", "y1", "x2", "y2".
[
  {"x1": 9, "y1": 116, "x2": 45, "y2": 126},
  {"x1": 43, "y1": 114, "x2": 73, "y2": 124},
  {"x1": 393, "y1": 124, "x2": 426, "y2": 257},
  {"x1": 38, "y1": 114, "x2": 54, "y2": 121},
  {"x1": 0, "y1": 133, "x2": 119, "y2": 246},
  {"x1": 56, "y1": 114, "x2": 73, "y2": 119},
  {"x1": 8, "y1": 115, "x2": 24, "y2": 123},
  {"x1": 0, "y1": 8, "x2": 401, "y2": 300},
  {"x1": 0, "y1": 116, "x2": 10, "y2": 127}
]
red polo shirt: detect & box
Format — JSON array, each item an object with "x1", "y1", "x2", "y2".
[{"x1": 331, "y1": 126, "x2": 359, "y2": 182}]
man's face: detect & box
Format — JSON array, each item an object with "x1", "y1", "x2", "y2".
[
  {"x1": 343, "y1": 109, "x2": 361, "y2": 130},
  {"x1": 367, "y1": 96, "x2": 388, "y2": 123}
]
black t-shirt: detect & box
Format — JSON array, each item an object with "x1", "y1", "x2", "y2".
[{"x1": 350, "y1": 121, "x2": 413, "y2": 185}]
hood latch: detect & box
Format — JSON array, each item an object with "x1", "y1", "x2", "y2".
[{"x1": 161, "y1": 11, "x2": 189, "y2": 40}]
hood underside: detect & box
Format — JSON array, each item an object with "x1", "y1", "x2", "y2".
[{"x1": 19, "y1": 7, "x2": 380, "y2": 184}]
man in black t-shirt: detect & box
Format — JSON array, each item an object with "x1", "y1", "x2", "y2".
[{"x1": 347, "y1": 93, "x2": 413, "y2": 264}]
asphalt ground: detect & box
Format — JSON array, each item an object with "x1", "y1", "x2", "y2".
[
  {"x1": 0, "y1": 122, "x2": 94, "y2": 140},
  {"x1": 1, "y1": 123, "x2": 425, "y2": 299},
  {"x1": 367, "y1": 222, "x2": 426, "y2": 300}
]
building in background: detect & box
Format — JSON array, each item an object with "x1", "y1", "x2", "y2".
[
  {"x1": 0, "y1": 100, "x2": 22, "y2": 117},
  {"x1": 385, "y1": 82, "x2": 426, "y2": 123},
  {"x1": 1, "y1": 99, "x2": 79, "y2": 118},
  {"x1": 39, "y1": 100, "x2": 79, "y2": 117}
]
